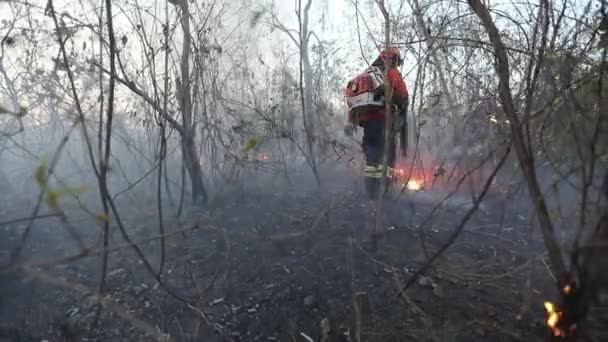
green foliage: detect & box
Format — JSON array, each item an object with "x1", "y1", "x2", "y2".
[
  {"x1": 34, "y1": 159, "x2": 49, "y2": 190},
  {"x1": 242, "y1": 136, "x2": 261, "y2": 153},
  {"x1": 34, "y1": 160, "x2": 88, "y2": 213},
  {"x1": 95, "y1": 212, "x2": 110, "y2": 224}
]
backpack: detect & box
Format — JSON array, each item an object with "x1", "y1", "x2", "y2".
[{"x1": 344, "y1": 66, "x2": 385, "y2": 119}]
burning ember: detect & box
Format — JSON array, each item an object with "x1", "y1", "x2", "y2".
[
  {"x1": 543, "y1": 284, "x2": 579, "y2": 338},
  {"x1": 405, "y1": 179, "x2": 423, "y2": 191},
  {"x1": 544, "y1": 301, "x2": 563, "y2": 335},
  {"x1": 255, "y1": 153, "x2": 271, "y2": 161},
  {"x1": 392, "y1": 168, "x2": 425, "y2": 191}
]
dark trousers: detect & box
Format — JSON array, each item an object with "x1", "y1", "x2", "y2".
[
  {"x1": 361, "y1": 119, "x2": 396, "y2": 199},
  {"x1": 361, "y1": 119, "x2": 396, "y2": 168}
]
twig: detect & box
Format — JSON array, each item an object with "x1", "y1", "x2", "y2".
[
  {"x1": 172, "y1": 317, "x2": 185, "y2": 342},
  {"x1": 541, "y1": 253, "x2": 557, "y2": 283},
  {"x1": 354, "y1": 241, "x2": 394, "y2": 270},
  {"x1": 300, "y1": 332, "x2": 314, "y2": 342},
  {"x1": 392, "y1": 271, "x2": 433, "y2": 329},
  {"x1": 186, "y1": 303, "x2": 226, "y2": 337},
  {"x1": 0, "y1": 213, "x2": 62, "y2": 227},
  {"x1": 111, "y1": 163, "x2": 160, "y2": 201},
  {"x1": 476, "y1": 257, "x2": 534, "y2": 284}
]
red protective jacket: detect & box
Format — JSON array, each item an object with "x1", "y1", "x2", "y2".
[{"x1": 347, "y1": 67, "x2": 409, "y2": 125}]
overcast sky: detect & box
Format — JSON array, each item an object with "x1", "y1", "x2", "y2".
[{"x1": 0, "y1": 0, "x2": 377, "y2": 114}]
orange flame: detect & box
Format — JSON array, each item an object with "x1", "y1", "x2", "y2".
[
  {"x1": 544, "y1": 301, "x2": 560, "y2": 333},
  {"x1": 405, "y1": 179, "x2": 423, "y2": 191},
  {"x1": 544, "y1": 301, "x2": 567, "y2": 337}
]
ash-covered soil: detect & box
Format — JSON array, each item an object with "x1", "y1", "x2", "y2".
[{"x1": 1, "y1": 172, "x2": 607, "y2": 342}]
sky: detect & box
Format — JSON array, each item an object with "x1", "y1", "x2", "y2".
[
  {"x1": 268, "y1": 0, "x2": 398, "y2": 78},
  {"x1": 3, "y1": 0, "x2": 595, "y2": 115},
  {"x1": 0, "y1": 0, "x2": 382, "y2": 121}
]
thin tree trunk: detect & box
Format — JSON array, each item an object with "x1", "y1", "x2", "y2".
[
  {"x1": 299, "y1": 0, "x2": 320, "y2": 185},
  {"x1": 301, "y1": 0, "x2": 315, "y2": 135},
  {"x1": 178, "y1": 0, "x2": 207, "y2": 205},
  {"x1": 183, "y1": 136, "x2": 207, "y2": 204},
  {"x1": 373, "y1": 0, "x2": 392, "y2": 248}
]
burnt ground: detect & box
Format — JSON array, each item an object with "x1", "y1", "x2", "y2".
[{"x1": 1, "y1": 172, "x2": 607, "y2": 342}]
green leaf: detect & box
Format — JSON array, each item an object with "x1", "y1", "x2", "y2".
[
  {"x1": 46, "y1": 184, "x2": 89, "y2": 212},
  {"x1": 45, "y1": 190, "x2": 61, "y2": 212},
  {"x1": 242, "y1": 136, "x2": 260, "y2": 153},
  {"x1": 95, "y1": 213, "x2": 110, "y2": 224},
  {"x1": 35, "y1": 159, "x2": 49, "y2": 190}
]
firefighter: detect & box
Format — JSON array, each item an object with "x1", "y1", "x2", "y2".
[{"x1": 344, "y1": 47, "x2": 409, "y2": 198}]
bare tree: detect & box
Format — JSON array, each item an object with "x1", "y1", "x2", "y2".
[
  {"x1": 267, "y1": 0, "x2": 321, "y2": 184},
  {"x1": 467, "y1": 0, "x2": 567, "y2": 280}
]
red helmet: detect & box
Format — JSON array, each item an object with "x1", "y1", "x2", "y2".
[{"x1": 379, "y1": 46, "x2": 403, "y2": 66}]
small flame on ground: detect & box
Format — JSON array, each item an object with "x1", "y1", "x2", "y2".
[
  {"x1": 544, "y1": 301, "x2": 560, "y2": 329},
  {"x1": 544, "y1": 301, "x2": 566, "y2": 337},
  {"x1": 393, "y1": 168, "x2": 424, "y2": 191},
  {"x1": 405, "y1": 179, "x2": 423, "y2": 191}
]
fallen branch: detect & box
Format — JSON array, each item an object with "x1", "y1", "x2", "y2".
[
  {"x1": 187, "y1": 303, "x2": 226, "y2": 337},
  {"x1": 92, "y1": 61, "x2": 183, "y2": 134},
  {"x1": 541, "y1": 253, "x2": 558, "y2": 283},
  {"x1": 392, "y1": 271, "x2": 433, "y2": 329}
]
